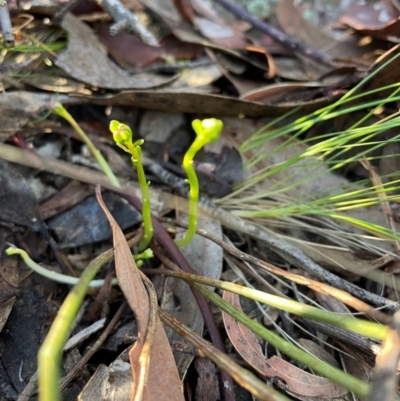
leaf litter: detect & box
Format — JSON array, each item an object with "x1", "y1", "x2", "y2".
[{"x1": 2, "y1": 0, "x2": 400, "y2": 400}]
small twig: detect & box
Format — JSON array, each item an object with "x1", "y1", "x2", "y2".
[
  {"x1": 130, "y1": 58, "x2": 215, "y2": 74},
  {"x1": 212, "y1": 0, "x2": 335, "y2": 67},
  {"x1": 124, "y1": 334, "x2": 200, "y2": 355},
  {"x1": 0, "y1": 3, "x2": 15, "y2": 47},
  {"x1": 93, "y1": 0, "x2": 158, "y2": 45},
  {"x1": 366, "y1": 310, "x2": 400, "y2": 401},
  {"x1": 52, "y1": 0, "x2": 80, "y2": 25}
]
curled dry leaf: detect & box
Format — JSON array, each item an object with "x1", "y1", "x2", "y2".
[
  {"x1": 96, "y1": 187, "x2": 184, "y2": 401},
  {"x1": 79, "y1": 350, "x2": 134, "y2": 401},
  {"x1": 222, "y1": 291, "x2": 347, "y2": 398},
  {"x1": 367, "y1": 310, "x2": 400, "y2": 401}
]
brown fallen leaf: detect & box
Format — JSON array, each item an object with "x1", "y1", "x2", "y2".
[
  {"x1": 84, "y1": 89, "x2": 332, "y2": 117},
  {"x1": 96, "y1": 186, "x2": 184, "y2": 401},
  {"x1": 79, "y1": 353, "x2": 134, "y2": 401},
  {"x1": 222, "y1": 291, "x2": 347, "y2": 398},
  {"x1": 97, "y1": 28, "x2": 200, "y2": 69},
  {"x1": 277, "y1": 0, "x2": 370, "y2": 77},
  {"x1": 340, "y1": 3, "x2": 400, "y2": 42},
  {"x1": 240, "y1": 82, "x2": 331, "y2": 105},
  {"x1": 56, "y1": 14, "x2": 176, "y2": 90}
]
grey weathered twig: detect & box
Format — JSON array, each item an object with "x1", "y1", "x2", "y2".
[
  {"x1": 93, "y1": 0, "x2": 158, "y2": 45},
  {"x1": 0, "y1": 3, "x2": 15, "y2": 47},
  {"x1": 213, "y1": 0, "x2": 335, "y2": 67},
  {"x1": 52, "y1": 0, "x2": 80, "y2": 25}
]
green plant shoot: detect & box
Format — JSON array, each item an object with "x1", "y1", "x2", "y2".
[
  {"x1": 176, "y1": 118, "x2": 223, "y2": 247},
  {"x1": 110, "y1": 120, "x2": 153, "y2": 251},
  {"x1": 6, "y1": 245, "x2": 118, "y2": 287},
  {"x1": 134, "y1": 248, "x2": 154, "y2": 267},
  {"x1": 50, "y1": 102, "x2": 120, "y2": 188}
]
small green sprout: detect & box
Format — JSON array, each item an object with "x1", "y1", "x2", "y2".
[
  {"x1": 133, "y1": 248, "x2": 154, "y2": 267},
  {"x1": 109, "y1": 120, "x2": 153, "y2": 251},
  {"x1": 176, "y1": 118, "x2": 223, "y2": 247},
  {"x1": 50, "y1": 102, "x2": 120, "y2": 188}
]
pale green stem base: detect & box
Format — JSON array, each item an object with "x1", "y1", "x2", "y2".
[
  {"x1": 126, "y1": 143, "x2": 153, "y2": 250},
  {"x1": 6, "y1": 246, "x2": 117, "y2": 288}
]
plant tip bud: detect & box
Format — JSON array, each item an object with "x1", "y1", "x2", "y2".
[
  {"x1": 110, "y1": 120, "x2": 133, "y2": 144},
  {"x1": 192, "y1": 118, "x2": 223, "y2": 144}
]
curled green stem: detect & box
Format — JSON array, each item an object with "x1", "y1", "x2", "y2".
[
  {"x1": 176, "y1": 118, "x2": 223, "y2": 247},
  {"x1": 6, "y1": 246, "x2": 117, "y2": 288}
]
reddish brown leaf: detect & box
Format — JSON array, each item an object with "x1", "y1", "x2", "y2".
[
  {"x1": 97, "y1": 28, "x2": 200, "y2": 69},
  {"x1": 240, "y1": 82, "x2": 327, "y2": 104},
  {"x1": 222, "y1": 291, "x2": 347, "y2": 398},
  {"x1": 340, "y1": 3, "x2": 400, "y2": 41},
  {"x1": 56, "y1": 14, "x2": 175, "y2": 90}
]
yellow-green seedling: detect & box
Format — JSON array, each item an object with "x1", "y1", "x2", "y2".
[
  {"x1": 133, "y1": 248, "x2": 154, "y2": 267},
  {"x1": 50, "y1": 102, "x2": 120, "y2": 188},
  {"x1": 176, "y1": 118, "x2": 223, "y2": 247},
  {"x1": 110, "y1": 120, "x2": 153, "y2": 250}
]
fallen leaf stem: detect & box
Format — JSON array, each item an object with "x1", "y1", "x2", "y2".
[{"x1": 143, "y1": 268, "x2": 387, "y2": 341}]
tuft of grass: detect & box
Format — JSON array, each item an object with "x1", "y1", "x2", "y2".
[{"x1": 219, "y1": 51, "x2": 400, "y2": 246}]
